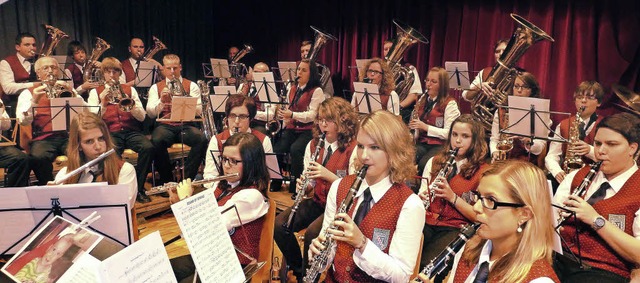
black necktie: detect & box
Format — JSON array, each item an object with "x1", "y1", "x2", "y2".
[
  {"x1": 421, "y1": 98, "x2": 436, "y2": 120},
  {"x1": 89, "y1": 170, "x2": 99, "y2": 183},
  {"x1": 353, "y1": 188, "x2": 372, "y2": 226},
  {"x1": 578, "y1": 121, "x2": 587, "y2": 140},
  {"x1": 587, "y1": 182, "x2": 610, "y2": 205},
  {"x1": 447, "y1": 163, "x2": 457, "y2": 181},
  {"x1": 322, "y1": 146, "x2": 333, "y2": 166},
  {"x1": 473, "y1": 261, "x2": 490, "y2": 283},
  {"x1": 292, "y1": 87, "x2": 303, "y2": 106},
  {"x1": 27, "y1": 59, "x2": 37, "y2": 81}
]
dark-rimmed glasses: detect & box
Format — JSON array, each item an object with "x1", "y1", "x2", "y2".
[
  {"x1": 220, "y1": 156, "x2": 242, "y2": 166},
  {"x1": 470, "y1": 190, "x2": 525, "y2": 210}
]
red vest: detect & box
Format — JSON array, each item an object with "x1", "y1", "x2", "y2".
[
  {"x1": 216, "y1": 129, "x2": 267, "y2": 149},
  {"x1": 417, "y1": 96, "x2": 454, "y2": 145},
  {"x1": 558, "y1": 115, "x2": 603, "y2": 166},
  {"x1": 453, "y1": 256, "x2": 559, "y2": 282},
  {"x1": 427, "y1": 163, "x2": 488, "y2": 228},
  {"x1": 379, "y1": 91, "x2": 391, "y2": 111},
  {"x1": 155, "y1": 79, "x2": 193, "y2": 126},
  {"x1": 311, "y1": 140, "x2": 357, "y2": 207},
  {"x1": 29, "y1": 87, "x2": 67, "y2": 140},
  {"x1": 286, "y1": 84, "x2": 317, "y2": 131},
  {"x1": 214, "y1": 184, "x2": 265, "y2": 265},
  {"x1": 66, "y1": 63, "x2": 84, "y2": 88},
  {"x1": 121, "y1": 59, "x2": 136, "y2": 83},
  {"x1": 96, "y1": 85, "x2": 142, "y2": 132},
  {"x1": 560, "y1": 166, "x2": 640, "y2": 278},
  {"x1": 326, "y1": 175, "x2": 413, "y2": 283},
  {"x1": 2, "y1": 54, "x2": 32, "y2": 98}
]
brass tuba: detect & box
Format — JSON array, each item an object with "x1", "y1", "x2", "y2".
[
  {"x1": 305, "y1": 26, "x2": 337, "y2": 89},
  {"x1": 471, "y1": 14, "x2": 554, "y2": 131},
  {"x1": 83, "y1": 37, "x2": 111, "y2": 83},
  {"x1": 563, "y1": 106, "x2": 587, "y2": 172},
  {"x1": 385, "y1": 20, "x2": 428, "y2": 101},
  {"x1": 229, "y1": 44, "x2": 253, "y2": 87},
  {"x1": 39, "y1": 24, "x2": 69, "y2": 57},
  {"x1": 142, "y1": 36, "x2": 167, "y2": 61}
]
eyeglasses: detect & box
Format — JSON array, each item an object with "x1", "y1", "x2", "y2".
[
  {"x1": 316, "y1": 118, "x2": 334, "y2": 124},
  {"x1": 40, "y1": 65, "x2": 59, "y2": 72},
  {"x1": 513, "y1": 84, "x2": 530, "y2": 91},
  {"x1": 220, "y1": 156, "x2": 242, "y2": 166},
  {"x1": 470, "y1": 190, "x2": 525, "y2": 210},
  {"x1": 575, "y1": 94, "x2": 598, "y2": 100},
  {"x1": 366, "y1": 69, "x2": 383, "y2": 76},
  {"x1": 228, "y1": 113, "x2": 250, "y2": 120}
]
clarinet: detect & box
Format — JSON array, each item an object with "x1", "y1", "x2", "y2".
[
  {"x1": 283, "y1": 132, "x2": 326, "y2": 233},
  {"x1": 413, "y1": 223, "x2": 480, "y2": 281},
  {"x1": 556, "y1": 161, "x2": 603, "y2": 225},
  {"x1": 423, "y1": 147, "x2": 459, "y2": 209},
  {"x1": 304, "y1": 165, "x2": 369, "y2": 283}
]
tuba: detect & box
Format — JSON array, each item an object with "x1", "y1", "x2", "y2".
[
  {"x1": 39, "y1": 24, "x2": 69, "y2": 57},
  {"x1": 471, "y1": 14, "x2": 554, "y2": 131},
  {"x1": 385, "y1": 20, "x2": 428, "y2": 102},
  {"x1": 197, "y1": 80, "x2": 218, "y2": 140},
  {"x1": 106, "y1": 79, "x2": 135, "y2": 112},
  {"x1": 142, "y1": 36, "x2": 167, "y2": 61},
  {"x1": 305, "y1": 26, "x2": 337, "y2": 90},
  {"x1": 83, "y1": 37, "x2": 111, "y2": 83},
  {"x1": 563, "y1": 106, "x2": 587, "y2": 172},
  {"x1": 229, "y1": 44, "x2": 253, "y2": 87}
]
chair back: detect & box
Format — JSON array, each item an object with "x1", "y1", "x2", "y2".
[{"x1": 251, "y1": 199, "x2": 276, "y2": 283}]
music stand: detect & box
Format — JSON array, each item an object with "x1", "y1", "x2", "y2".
[
  {"x1": 253, "y1": 72, "x2": 280, "y2": 105},
  {"x1": 351, "y1": 82, "x2": 382, "y2": 115},
  {"x1": 445, "y1": 61, "x2": 471, "y2": 90},
  {"x1": 202, "y1": 62, "x2": 214, "y2": 79},
  {"x1": 133, "y1": 60, "x2": 156, "y2": 88},
  {"x1": 212, "y1": 86, "x2": 236, "y2": 113},
  {"x1": 265, "y1": 153, "x2": 286, "y2": 181},
  {"x1": 500, "y1": 96, "x2": 568, "y2": 144},
  {"x1": 157, "y1": 97, "x2": 200, "y2": 179},
  {"x1": 32, "y1": 98, "x2": 100, "y2": 137},
  {"x1": 210, "y1": 58, "x2": 231, "y2": 81},
  {"x1": 277, "y1": 62, "x2": 297, "y2": 82}
]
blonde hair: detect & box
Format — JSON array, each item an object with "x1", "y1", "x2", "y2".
[
  {"x1": 359, "y1": 57, "x2": 395, "y2": 95},
  {"x1": 357, "y1": 110, "x2": 416, "y2": 182},
  {"x1": 163, "y1": 54, "x2": 181, "y2": 65},
  {"x1": 462, "y1": 160, "x2": 555, "y2": 283},
  {"x1": 100, "y1": 57, "x2": 122, "y2": 72}
]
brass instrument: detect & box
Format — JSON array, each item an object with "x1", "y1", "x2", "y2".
[
  {"x1": 306, "y1": 26, "x2": 337, "y2": 89},
  {"x1": 385, "y1": 20, "x2": 428, "y2": 102},
  {"x1": 229, "y1": 44, "x2": 253, "y2": 87},
  {"x1": 494, "y1": 106, "x2": 513, "y2": 162},
  {"x1": 142, "y1": 36, "x2": 167, "y2": 61},
  {"x1": 423, "y1": 148, "x2": 459, "y2": 210},
  {"x1": 167, "y1": 75, "x2": 187, "y2": 97},
  {"x1": 44, "y1": 73, "x2": 74, "y2": 98},
  {"x1": 284, "y1": 132, "x2": 326, "y2": 233},
  {"x1": 556, "y1": 161, "x2": 602, "y2": 226},
  {"x1": 145, "y1": 173, "x2": 240, "y2": 196},
  {"x1": 197, "y1": 80, "x2": 218, "y2": 140},
  {"x1": 563, "y1": 106, "x2": 587, "y2": 172},
  {"x1": 83, "y1": 37, "x2": 111, "y2": 83},
  {"x1": 39, "y1": 24, "x2": 69, "y2": 57},
  {"x1": 106, "y1": 79, "x2": 135, "y2": 112},
  {"x1": 471, "y1": 14, "x2": 554, "y2": 131},
  {"x1": 267, "y1": 81, "x2": 291, "y2": 136},
  {"x1": 304, "y1": 165, "x2": 369, "y2": 283},
  {"x1": 411, "y1": 90, "x2": 427, "y2": 142}
]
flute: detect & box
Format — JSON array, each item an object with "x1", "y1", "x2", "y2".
[{"x1": 54, "y1": 149, "x2": 116, "y2": 185}]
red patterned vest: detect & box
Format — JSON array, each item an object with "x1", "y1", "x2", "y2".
[
  {"x1": 453, "y1": 257, "x2": 559, "y2": 282},
  {"x1": 96, "y1": 85, "x2": 142, "y2": 132},
  {"x1": 216, "y1": 129, "x2": 267, "y2": 149},
  {"x1": 558, "y1": 115, "x2": 603, "y2": 165},
  {"x1": 326, "y1": 175, "x2": 413, "y2": 283},
  {"x1": 311, "y1": 139, "x2": 356, "y2": 207},
  {"x1": 2, "y1": 54, "x2": 32, "y2": 98},
  {"x1": 155, "y1": 79, "x2": 192, "y2": 126},
  {"x1": 426, "y1": 163, "x2": 488, "y2": 228},
  {"x1": 214, "y1": 184, "x2": 266, "y2": 265},
  {"x1": 66, "y1": 63, "x2": 84, "y2": 88},
  {"x1": 121, "y1": 58, "x2": 136, "y2": 82},
  {"x1": 560, "y1": 166, "x2": 640, "y2": 278},
  {"x1": 417, "y1": 96, "x2": 454, "y2": 145},
  {"x1": 28, "y1": 87, "x2": 67, "y2": 140},
  {"x1": 285, "y1": 84, "x2": 317, "y2": 131}
]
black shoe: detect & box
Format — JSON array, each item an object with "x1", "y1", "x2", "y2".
[
  {"x1": 136, "y1": 192, "x2": 152, "y2": 203},
  {"x1": 270, "y1": 180, "x2": 283, "y2": 192},
  {"x1": 291, "y1": 192, "x2": 298, "y2": 200}
]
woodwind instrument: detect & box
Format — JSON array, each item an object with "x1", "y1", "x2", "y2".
[
  {"x1": 563, "y1": 106, "x2": 587, "y2": 173},
  {"x1": 411, "y1": 89, "x2": 427, "y2": 142},
  {"x1": 145, "y1": 173, "x2": 239, "y2": 196},
  {"x1": 556, "y1": 161, "x2": 602, "y2": 225},
  {"x1": 54, "y1": 149, "x2": 115, "y2": 185},
  {"x1": 423, "y1": 148, "x2": 459, "y2": 210}
]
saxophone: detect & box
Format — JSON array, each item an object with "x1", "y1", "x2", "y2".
[
  {"x1": 556, "y1": 161, "x2": 602, "y2": 226},
  {"x1": 304, "y1": 165, "x2": 369, "y2": 283},
  {"x1": 423, "y1": 148, "x2": 459, "y2": 210},
  {"x1": 563, "y1": 106, "x2": 587, "y2": 173},
  {"x1": 197, "y1": 80, "x2": 217, "y2": 140},
  {"x1": 494, "y1": 106, "x2": 513, "y2": 162},
  {"x1": 410, "y1": 90, "x2": 427, "y2": 143}
]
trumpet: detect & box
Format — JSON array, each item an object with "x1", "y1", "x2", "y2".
[
  {"x1": 423, "y1": 147, "x2": 459, "y2": 210},
  {"x1": 106, "y1": 79, "x2": 135, "y2": 112}
]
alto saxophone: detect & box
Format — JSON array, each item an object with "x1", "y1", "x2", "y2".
[
  {"x1": 494, "y1": 106, "x2": 513, "y2": 162},
  {"x1": 423, "y1": 148, "x2": 459, "y2": 210},
  {"x1": 563, "y1": 106, "x2": 587, "y2": 173},
  {"x1": 410, "y1": 90, "x2": 427, "y2": 143},
  {"x1": 556, "y1": 161, "x2": 602, "y2": 226},
  {"x1": 304, "y1": 165, "x2": 369, "y2": 283}
]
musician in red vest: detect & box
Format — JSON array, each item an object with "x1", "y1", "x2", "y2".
[
  {"x1": 300, "y1": 40, "x2": 334, "y2": 97},
  {"x1": 237, "y1": 62, "x2": 272, "y2": 136},
  {"x1": 461, "y1": 39, "x2": 508, "y2": 102},
  {"x1": 417, "y1": 160, "x2": 559, "y2": 282},
  {"x1": 64, "y1": 41, "x2": 99, "y2": 100},
  {"x1": 410, "y1": 66, "x2": 462, "y2": 174},
  {"x1": 383, "y1": 39, "x2": 423, "y2": 124},
  {"x1": 147, "y1": 54, "x2": 207, "y2": 185},
  {"x1": 120, "y1": 37, "x2": 162, "y2": 86},
  {"x1": 274, "y1": 97, "x2": 359, "y2": 282},
  {"x1": 309, "y1": 110, "x2": 425, "y2": 283},
  {"x1": 546, "y1": 81, "x2": 604, "y2": 186},
  {"x1": 273, "y1": 59, "x2": 325, "y2": 193},
  {"x1": 169, "y1": 133, "x2": 270, "y2": 280},
  {"x1": 87, "y1": 57, "x2": 154, "y2": 203},
  {"x1": 0, "y1": 33, "x2": 41, "y2": 122},
  {"x1": 351, "y1": 57, "x2": 400, "y2": 115},
  {"x1": 17, "y1": 56, "x2": 78, "y2": 185},
  {"x1": 418, "y1": 114, "x2": 489, "y2": 282},
  {"x1": 554, "y1": 113, "x2": 640, "y2": 283},
  {"x1": 0, "y1": 98, "x2": 29, "y2": 187}
]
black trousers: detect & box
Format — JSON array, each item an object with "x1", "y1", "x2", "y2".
[
  {"x1": 0, "y1": 146, "x2": 29, "y2": 187},
  {"x1": 273, "y1": 198, "x2": 324, "y2": 277},
  {"x1": 416, "y1": 143, "x2": 444, "y2": 175},
  {"x1": 29, "y1": 136, "x2": 67, "y2": 185},
  {"x1": 553, "y1": 252, "x2": 630, "y2": 283},
  {"x1": 274, "y1": 129, "x2": 313, "y2": 190},
  {"x1": 111, "y1": 130, "x2": 154, "y2": 193},
  {"x1": 421, "y1": 224, "x2": 460, "y2": 283},
  {"x1": 151, "y1": 124, "x2": 207, "y2": 184}
]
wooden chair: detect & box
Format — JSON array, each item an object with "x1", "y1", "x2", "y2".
[
  {"x1": 251, "y1": 199, "x2": 276, "y2": 283},
  {"x1": 411, "y1": 234, "x2": 424, "y2": 280}
]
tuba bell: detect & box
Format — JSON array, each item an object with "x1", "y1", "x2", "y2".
[
  {"x1": 385, "y1": 20, "x2": 428, "y2": 103},
  {"x1": 39, "y1": 24, "x2": 69, "y2": 57},
  {"x1": 229, "y1": 44, "x2": 253, "y2": 87},
  {"x1": 142, "y1": 36, "x2": 168, "y2": 61},
  {"x1": 306, "y1": 26, "x2": 337, "y2": 90},
  {"x1": 471, "y1": 14, "x2": 554, "y2": 131},
  {"x1": 83, "y1": 37, "x2": 111, "y2": 83}
]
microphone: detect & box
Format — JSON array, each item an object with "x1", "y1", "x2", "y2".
[{"x1": 415, "y1": 223, "x2": 480, "y2": 281}]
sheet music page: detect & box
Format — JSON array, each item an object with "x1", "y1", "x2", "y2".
[
  {"x1": 0, "y1": 189, "x2": 35, "y2": 254},
  {"x1": 50, "y1": 97, "x2": 85, "y2": 132},
  {"x1": 100, "y1": 231, "x2": 176, "y2": 283},
  {"x1": 57, "y1": 253, "x2": 101, "y2": 283},
  {"x1": 171, "y1": 189, "x2": 245, "y2": 283}
]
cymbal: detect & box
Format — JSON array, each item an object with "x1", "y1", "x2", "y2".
[{"x1": 612, "y1": 84, "x2": 640, "y2": 115}]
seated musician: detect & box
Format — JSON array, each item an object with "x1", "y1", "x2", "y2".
[
  {"x1": 553, "y1": 113, "x2": 640, "y2": 283},
  {"x1": 17, "y1": 56, "x2": 79, "y2": 185},
  {"x1": 203, "y1": 94, "x2": 272, "y2": 188},
  {"x1": 53, "y1": 112, "x2": 137, "y2": 208},
  {"x1": 383, "y1": 39, "x2": 423, "y2": 123},
  {"x1": 87, "y1": 57, "x2": 154, "y2": 203},
  {"x1": 300, "y1": 40, "x2": 334, "y2": 97},
  {"x1": 169, "y1": 133, "x2": 270, "y2": 282},
  {"x1": 237, "y1": 62, "x2": 273, "y2": 136},
  {"x1": 461, "y1": 39, "x2": 508, "y2": 102},
  {"x1": 410, "y1": 66, "x2": 461, "y2": 174},
  {"x1": 146, "y1": 54, "x2": 208, "y2": 185},
  {"x1": 418, "y1": 114, "x2": 489, "y2": 282},
  {"x1": 350, "y1": 57, "x2": 400, "y2": 115},
  {"x1": 0, "y1": 32, "x2": 41, "y2": 120},
  {"x1": 0, "y1": 98, "x2": 29, "y2": 187},
  {"x1": 120, "y1": 37, "x2": 162, "y2": 86},
  {"x1": 64, "y1": 41, "x2": 99, "y2": 99},
  {"x1": 489, "y1": 71, "x2": 547, "y2": 163},
  {"x1": 308, "y1": 110, "x2": 425, "y2": 283},
  {"x1": 418, "y1": 160, "x2": 559, "y2": 282},
  {"x1": 545, "y1": 81, "x2": 604, "y2": 186},
  {"x1": 274, "y1": 97, "x2": 358, "y2": 282}
]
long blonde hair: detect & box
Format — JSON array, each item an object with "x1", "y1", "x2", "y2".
[
  {"x1": 65, "y1": 112, "x2": 121, "y2": 185},
  {"x1": 461, "y1": 160, "x2": 555, "y2": 283}
]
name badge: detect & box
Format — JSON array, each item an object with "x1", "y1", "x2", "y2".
[
  {"x1": 435, "y1": 117, "x2": 444, "y2": 128},
  {"x1": 372, "y1": 228, "x2": 390, "y2": 250}
]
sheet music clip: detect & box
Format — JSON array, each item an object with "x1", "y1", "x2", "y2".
[{"x1": 74, "y1": 211, "x2": 102, "y2": 231}]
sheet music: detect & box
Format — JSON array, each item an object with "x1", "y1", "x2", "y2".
[
  {"x1": 49, "y1": 97, "x2": 86, "y2": 132},
  {"x1": 57, "y1": 253, "x2": 102, "y2": 283},
  {"x1": 210, "y1": 58, "x2": 231, "y2": 79},
  {"x1": 171, "y1": 189, "x2": 245, "y2": 283},
  {"x1": 506, "y1": 96, "x2": 551, "y2": 139},
  {"x1": 277, "y1": 62, "x2": 297, "y2": 82}
]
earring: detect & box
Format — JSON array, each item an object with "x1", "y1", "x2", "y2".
[{"x1": 516, "y1": 223, "x2": 523, "y2": 233}]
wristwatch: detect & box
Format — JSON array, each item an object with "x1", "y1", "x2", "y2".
[{"x1": 592, "y1": 215, "x2": 606, "y2": 231}]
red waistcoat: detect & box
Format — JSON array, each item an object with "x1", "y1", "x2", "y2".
[
  {"x1": 29, "y1": 87, "x2": 67, "y2": 140},
  {"x1": 453, "y1": 256, "x2": 559, "y2": 282},
  {"x1": 311, "y1": 140, "x2": 356, "y2": 207},
  {"x1": 214, "y1": 184, "x2": 265, "y2": 265},
  {"x1": 558, "y1": 115, "x2": 603, "y2": 166},
  {"x1": 560, "y1": 166, "x2": 640, "y2": 278},
  {"x1": 66, "y1": 63, "x2": 84, "y2": 88},
  {"x1": 2, "y1": 54, "x2": 32, "y2": 98},
  {"x1": 286, "y1": 84, "x2": 317, "y2": 131},
  {"x1": 155, "y1": 79, "x2": 192, "y2": 126},
  {"x1": 96, "y1": 85, "x2": 142, "y2": 132},
  {"x1": 326, "y1": 175, "x2": 413, "y2": 283},
  {"x1": 216, "y1": 129, "x2": 267, "y2": 149},
  {"x1": 417, "y1": 96, "x2": 454, "y2": 145},
  {"x1": 427, "y1": 163, "x2": 488, "y2": 227},
  {"x1": 121, "y1": 59, "x2": 136, "y2": 83}
]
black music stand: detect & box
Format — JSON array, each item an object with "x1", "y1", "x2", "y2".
[
  {"x1": 445, "y1": 61, "x2": 471, "y2": 90},
  {"x1": 32, "y1": 98, "x2": 100, "y2": 137},
  {"x1": 211, "y1": 86, "x2": 236, "y2": 113},
  {"x1": 552, "y1": 203, "x2": 589, "y2": 270},
  {"x1": 352, "y1": 82, "x2": 383, "y2": 115},
  {"x1": 133, "y1": 60, "x2": 157, "y2": 88},
  {"x1": 210, "y1": 58, "x2": 231, "y2": 83},
  {"x1": 498, "y1": 97, "x2": 568, "y2": 148}
]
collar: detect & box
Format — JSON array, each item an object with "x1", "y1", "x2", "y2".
[
  {"x1": 129, "y1": 57, "x2": 139, "y2": 65},
  {"x1": 298, "y1": 84, "x2": 307, "y2": 91},
  {"x1": 17, "y1": 53, "x2": 29, "y2": 63},
  {"x1": 326, "y1": 140, "x2": 338, "y2": 152},
  {"x1": 594, "y1": 163, "x2": 638, "y2": 194},
  {"x1": 478, "y1": 240, "x2": 495, "y2": 269},
  {"x1": 357, "y1": 175, "x2": 392, "y2": 203},
  {"x1": 166, "y1": 77, "x2": 183, "y2": 84},
  {"x1": 229, "y1": 180, "x2": 240, "y2": 188},
  {"x1": 75, "y1": 62, "x2": 84, "y2": 70}
]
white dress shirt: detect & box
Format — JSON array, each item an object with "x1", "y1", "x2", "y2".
[
  {"x1": 17, "y1": 87, "x2": 85, "y2": 126},
  {"x1": 0, "y1": 53, "x2": 36, "y2": 95},
  {"x1": 219, "y1": 181, "x2": 269, "y2": 232},
  {"x1": 0, "y1": 98, "x2": 11, "y2": 131},
  {"x1": 545, "y1": 117, "x2": 597, "y2": 177},
  {"x1": 489, "y1": 111, "x2": 547, "y2": 156},
  {"x1": 302, "y1": 140, "x2": 358, "y2": 178},
  {"x1": 419, "y1": 157, "x2": 468, "y2": 194},
  {"x1": 408, "y1": 65, "x2": 423, "y2": 95},
  {"x1": 146, "y1": 76, "x2": 202, "y2": 119},
  {"x1": 87, "y1": 85, "x2": 146, "y2": 122},
  {"x1": 461, "y1": 69, "x2": 485, "y2": 102},
  {"x1": 351, "y1": 90, "x2": 401, "y2": 116}
]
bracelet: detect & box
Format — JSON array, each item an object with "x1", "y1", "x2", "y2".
[{"x1": 452, "y1": 194, "x2": 458, "y2": 206}]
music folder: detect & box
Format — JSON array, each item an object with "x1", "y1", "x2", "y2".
[
  {"x1": 445, "y1": 61, "x2": 471, "y2": 90},
  {"x1": 134, "y1": 60, "x2": 156, "y2": 87}
]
